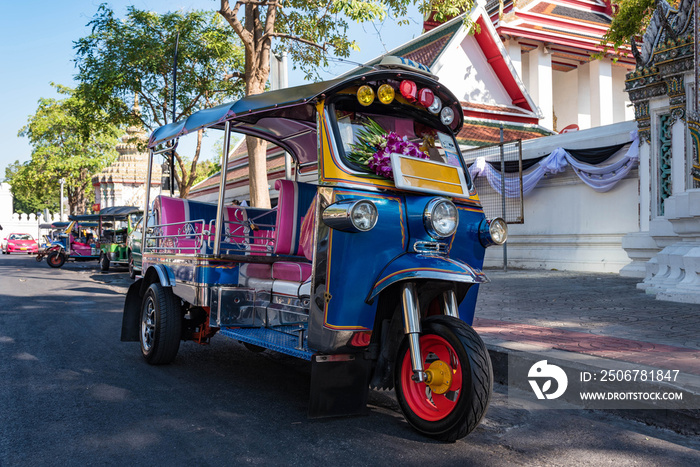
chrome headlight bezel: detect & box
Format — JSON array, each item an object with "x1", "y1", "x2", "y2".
[
  {"x1": 322, "y1": 199, "x2": 378, "y2": 232},
  {"x1": 423, "y1": 198, "x2": 459, "y2": 239},
  {"x1": 478, "y1": 217, "x2": 508, "y2": 247}
]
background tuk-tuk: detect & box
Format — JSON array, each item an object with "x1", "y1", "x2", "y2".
[
  {"x1": 97, "y1": 206, "x2": 142, "y2": 272},
  {"x1": 121, "y1": 58, "x2": 507, "y2": 441},
  {"x1": 38, "y1": 221, "x2": 70, "y2": 248},
  {"x1": 37, "y1": 216, "x2": 100, "y2": 267}
]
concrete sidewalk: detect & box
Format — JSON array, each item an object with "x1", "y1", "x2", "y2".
[{"x1": 473, "y1": 269, "x2": 700, "y2": 433}]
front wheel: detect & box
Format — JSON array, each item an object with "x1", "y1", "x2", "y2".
[
  {"x1": 47, "y1": 251, "x2": 66, "y2": 268},
  {"x1": 394, "y1": 315, "x2": 492, "y2": 442},
  {"x1": 140, "y1": 282, "x2": 182, "y2": 365}
]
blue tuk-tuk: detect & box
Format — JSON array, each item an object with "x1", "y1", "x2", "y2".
[{"x1": 121, "y1": 57, "x2": 507, "y2": 441}]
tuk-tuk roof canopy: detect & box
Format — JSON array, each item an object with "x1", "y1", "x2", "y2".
[
  {"x1": 148, "y1": 69, "x2": 464, "y2": 166},
  {"x1": 68, "y1": 206, "x2": 141, "y2": 222},
  {"x1": 39, "y1": 221, "x2": 70, "y2": 229},
  {"x1": 98, "y1": 206, "x2": 142, "y2": 218},
  {"x1": 69, "y1": 214, "x2": 100, "y2": 222}
]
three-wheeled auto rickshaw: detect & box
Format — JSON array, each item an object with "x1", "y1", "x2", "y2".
[
  {"x1": 121, "y1": 57, "x2": 507, "y2": 441},
  {"x1": 97, "y1": 205, "x2": 142, "y2": 272},
  {"x1": 38, "y1": 221, "x2": 71, "y2": 249},
  {"x1": 37, "y1": 216, "x2": 100, "y2": 267}
]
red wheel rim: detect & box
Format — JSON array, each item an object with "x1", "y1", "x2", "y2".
[
  {"x1": 400, "y1": 334, "x2": 463, "y2": 422},
  {"x1": 49, "y1": 255, "x2": 61, "y2": 266}
]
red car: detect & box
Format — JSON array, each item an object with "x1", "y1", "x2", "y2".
[{"x1": 2, "y1": 233, "x2": 39, "y2": 254}]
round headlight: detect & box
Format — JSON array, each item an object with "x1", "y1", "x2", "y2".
[
  {"x1": 440, "y1": 106, "x2": 454, "y2": 126},
  {"x1": 428, "y1": 95, "x2": 442, "y2": 114},
  {"x1": 489, "y1": 218, "x2": 508, "y2": 244},
  {"x1": 478, "y1": 217, "x2": 508, "y2": 247},
  {"x1": 424, "y1": 198, "x2": 458, "y2": 239},
  {"x1": 351, "y1": 200, "x2": 378, "y2": 231},
  {"x1": 322, "y1": 199, "x2": 378, "y2": 232}
]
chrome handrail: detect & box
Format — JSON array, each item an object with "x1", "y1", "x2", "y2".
[{"x1": 145, "y1": 219, "x2": 207, "y2": 254}]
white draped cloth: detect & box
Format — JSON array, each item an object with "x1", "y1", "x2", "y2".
[{"x1": 468, "y1": 131, "x2": 639, "y2": 197}]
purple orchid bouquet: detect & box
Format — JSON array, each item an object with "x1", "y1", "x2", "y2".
[{"x1": 346, "y1": 118, "x2": 429, "y2": 180}]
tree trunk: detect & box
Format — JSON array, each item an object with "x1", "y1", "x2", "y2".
[
  {"x1": 245, "y1": 73, "x2": 271, "y2": 208},
  {"x1": 219, "y1": 0, "x2": 273, "y2": 208},
  {"x1": 246, "y1": 136, "x2": 270, "y2": 208}
]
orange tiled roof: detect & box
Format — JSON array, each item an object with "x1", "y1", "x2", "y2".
[{"x1": 457, "y1": 119, "x2": 553, "y2": 146}]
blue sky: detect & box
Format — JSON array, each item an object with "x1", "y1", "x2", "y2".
[{"x1": 0, "y1": 0, "x2": 423, "y2": 178}]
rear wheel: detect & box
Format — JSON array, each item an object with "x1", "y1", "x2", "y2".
[
  {"x1": 394, "y1": 315, "x2": 492, "y2": 442},
  {"x1": 47, "y1": 251, "x2": 66, "y2": 268},
  {"x1": 100, "y1": 252, "x2": 110, "y2": 272},
  {"x1": 140, "y1": 282, "x2": 182, "y2": 365}
]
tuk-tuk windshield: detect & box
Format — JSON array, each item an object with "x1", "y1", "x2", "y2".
[{"x1": 330, "y1": 97, "x2": 471, "y2": 188}]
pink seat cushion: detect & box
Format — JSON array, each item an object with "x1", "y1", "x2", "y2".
[
  {"x1": 273, "y1": 180, "x2": 317, "y2": 256},
  {"x1": 272, "y1": 261, "x2": 312, "y2": 282},
  {"x1": 298, "y1": 196, "x2": 317, "y2": 261},
  {"x1": 242, "y1": 263, "x2": 272, "y2": 279}
]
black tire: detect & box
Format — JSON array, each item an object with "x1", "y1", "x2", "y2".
[
  {"x1": 140, "y1": 282, "x2": 182, "y2": 365},
  {"x1": 47, "y1": 251, "x2": 66, "y2": 268},
  {"x1": 394, "y1": 315, "x2": 492, "y2": 442},
  {"x1": 128, "y1": 253, "x2": 136, "y2": 280},
  {"x1": 100, "y1": 252, "x2": 110, "y2": 272}
]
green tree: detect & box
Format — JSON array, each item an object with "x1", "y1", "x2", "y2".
[
  {"x1": 601, "y1": 0, "x2": 680, "y2": 55},
  {"x1": 74, "y1": 5, "x2": 246, "y2": 198},
  {"x1": 16, "y1": 84, "x2": 120, "y2": 215},
  {"x1": 218, "y1": 0, "x2": 473, "y2": 207},
  {"x1": 4, "y1": 161, "x2": 57, "y2": 214}
]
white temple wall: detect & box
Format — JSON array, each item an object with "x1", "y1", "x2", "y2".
[
  {"x1": 483, "y1": 169, "x2": 639, "y2": 272},
  {"x1": 482, "y1": 121, "x2": 640, "y2": 273},
  {"x1": 0, "y1": 183, "x2": 13, "y2": 221},
  {"x1": 0, "y1": 183, "x2": 60, "y2": 244}
]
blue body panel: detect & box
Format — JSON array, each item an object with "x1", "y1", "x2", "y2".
[
  {"x1": 322, "y1": 189, "x2": 407, "y2": 330},
  {"x1": 366, "y1": 253, "x2": 487, "y2": 303},
  {"x1": 322, "y1": 189, "x2": 488, "y2": 331}
]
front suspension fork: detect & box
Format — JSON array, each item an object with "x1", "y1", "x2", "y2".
[{"x1": 401, "y1": 283, "x2": 460, "y2": 383}]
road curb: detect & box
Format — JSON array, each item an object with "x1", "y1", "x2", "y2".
[{"x1": 485, "y1": 343, "x2": 700, "y2": 435}]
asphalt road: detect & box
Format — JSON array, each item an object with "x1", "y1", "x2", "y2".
[{"x1": 1, "y1": 254, "x2": 699, "y2": 466}]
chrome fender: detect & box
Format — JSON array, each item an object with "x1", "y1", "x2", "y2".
[
  {"x1": 365, "y1": 254, "x2": 488, "y2": 304},
  {"x1": 143, "y1": 263, "x2": 176, "y2": 289}
]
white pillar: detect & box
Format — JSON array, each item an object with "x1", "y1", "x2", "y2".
[
  {"x1": 671, "y1": 118, "x2": 686, "y2": 194},
  {"x1": 577, "y1": 62, "x2": 592, "y2": 130},
  {"x1": 638, "y1": 140, "x2": 651, "y2": 232},
  {"x1": 505, "y1": 39, "x2": 522, "y2": 81},
  {"x1": 589, "y1": 58, "x2": 613, "y2": 127},
  {"x1": 528, "y1": 45, "x2": 553, "y2": 130}
]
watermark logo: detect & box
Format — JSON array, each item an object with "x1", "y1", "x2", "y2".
[{"x1": 528, "y1": 360, "x2": 568, "y2": 400}]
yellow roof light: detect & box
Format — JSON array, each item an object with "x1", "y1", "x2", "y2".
[
  {"x1": 377, "y1": 84, "x2": 395, "y2": 104},
  {"x1": 357, "y1": 85, "x2": 375, "y2": 106}
]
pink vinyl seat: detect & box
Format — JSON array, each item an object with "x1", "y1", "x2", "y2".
[
  {"x1": 244, "y1": 180, "x2": 317, "y2": 283},
  {"x1": 153, "y1": 180, "x2": 316, "y2": 286}
]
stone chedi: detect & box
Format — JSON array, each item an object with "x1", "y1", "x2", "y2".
[{"x1": 92, "y1": 125, "x2": 161, "y2": 210}]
